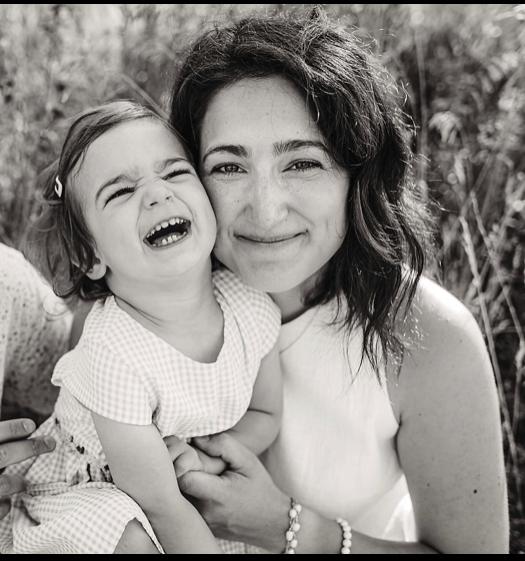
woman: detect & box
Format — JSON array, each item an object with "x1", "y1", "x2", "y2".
[{"x1": 168, "y1": 11, "x2": 509, "y2": 554}]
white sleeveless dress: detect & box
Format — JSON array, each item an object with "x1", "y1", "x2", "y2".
[{"x1": 261, "y1": 299, "x2": 416, "y2": 543}]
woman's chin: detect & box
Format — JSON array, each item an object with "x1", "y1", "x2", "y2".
[{"x1": 233, "y1": 265, "x2": 309, "y2": 296}]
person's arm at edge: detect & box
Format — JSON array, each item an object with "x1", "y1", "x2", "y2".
[{"x1": 0, "y1": 419, "x2": 55, "y2": 517}]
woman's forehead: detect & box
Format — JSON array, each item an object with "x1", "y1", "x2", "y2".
[{"x1": 200, "y1": 76, "x2": 322, "y2": 149}]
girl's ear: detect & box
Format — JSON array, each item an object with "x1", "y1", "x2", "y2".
[{"x1": 86, "y1": 257, "x2": 107, "y2": 280}]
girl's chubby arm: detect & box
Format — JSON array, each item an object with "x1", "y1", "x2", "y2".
[
  {"x1": 191, "y1": 343, "x2": 282, "y2": 476},
  {"x1": 226, "y1": 342, "x2": 283, "y2": 454},
  {"x1": 388, "y1": 276, "x2": 509, "y2": 553},
  {"x1": 91, "y1": 413, "x2": 221, "y2": 553}
]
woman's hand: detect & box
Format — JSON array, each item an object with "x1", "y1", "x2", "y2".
[
  {"x1": 0, "y1": 419, "x2": 55, "y2": 518},
  {"x1": 177, "y1": 433, "x2": 288, "y2": 550}
]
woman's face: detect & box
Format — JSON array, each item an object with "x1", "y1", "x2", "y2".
[{"x1": 199, "y1": 76, "x2": 349, "y2": 299}]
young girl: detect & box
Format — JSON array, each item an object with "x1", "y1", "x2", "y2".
[{"x1": 0, "y1": 101, "x2": 282, "y2": 554}]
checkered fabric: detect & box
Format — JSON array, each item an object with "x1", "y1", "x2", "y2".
[{"x1": 0, "y1": 269, "x2": 281, "y2": 553}]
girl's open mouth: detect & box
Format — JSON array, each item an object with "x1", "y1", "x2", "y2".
[{"x1": 144, "y1": 217, "x2": 191, "y2": 248}]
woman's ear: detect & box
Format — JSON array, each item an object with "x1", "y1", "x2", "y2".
[{"x1": 86, "y1": 257, "x2": 107, "y2": 280}]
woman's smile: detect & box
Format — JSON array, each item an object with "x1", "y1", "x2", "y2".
[{"x1": 234, "y1": 231, "x2": 306, "y2": 245}]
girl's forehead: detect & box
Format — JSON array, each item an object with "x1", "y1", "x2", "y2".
[
  {"x1": 71, "y1": 120, "x2": 190, "y2": 200},
  {"x1": 84, "y1": 121, "x2": 185, "y2": 167}
]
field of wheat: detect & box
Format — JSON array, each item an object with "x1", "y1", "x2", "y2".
[{"x1": 0, "y1": 4, "x2": 523, "y2": 552}]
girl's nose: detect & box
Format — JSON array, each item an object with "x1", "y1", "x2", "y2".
[{"x1": 142, "y1": 180, "x2": 173, "y2": 209}]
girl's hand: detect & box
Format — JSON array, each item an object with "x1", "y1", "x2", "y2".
[
  {"x1": 163, "y1": 434, "x2": 226, "y2": 475},
  {"x1": 193, "y1": 445, "x2": 227, "y2": 476},
  {"x1": 0, "y1": 419, "x2": 55, "y2": 518},
  {"x1": 178, "y1": 433, "x2": 288, "y2": 549},
  {"x1": 173, "y1": 442, "x2": 203, "y2": 478}
]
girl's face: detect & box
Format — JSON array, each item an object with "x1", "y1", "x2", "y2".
[
  {"x1": 200, "y1": 76, "x2": 349, "y2": 300},
  {"x1": 73, "y1": 118, "x2": 216, "y2": 295}
]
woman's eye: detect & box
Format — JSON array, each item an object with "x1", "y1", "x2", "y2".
[
  {"x1": 212, "y1": 163, "x2": 245, "y2": 175},
  {"x1": 288, "y1": 160, "x2": 322, "y2": 172},
  {"x1": 105, "y1": 187, "x2": 134, "y2": 205},
  {"x1": 163, "y1": 169, "x2": 192, "y2": 181}
]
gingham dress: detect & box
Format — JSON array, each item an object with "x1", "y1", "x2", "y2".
[{"x1": 0, "y1": 269, "x2": 280, "y2": 554}]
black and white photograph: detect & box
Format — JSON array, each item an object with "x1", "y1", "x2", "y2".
[{"x1": 0, "y1": 4, "x2": 523, "y2": 554}]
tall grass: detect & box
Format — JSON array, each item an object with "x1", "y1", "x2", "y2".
[{"x1": 0, "y1": 3, "x2": 523, "y2": 551}]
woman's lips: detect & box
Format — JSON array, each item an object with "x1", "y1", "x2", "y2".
[{"x1": 235, "y1": 232, "x2": 305, "y2": 244}]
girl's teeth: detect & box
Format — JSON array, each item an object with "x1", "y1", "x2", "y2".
[
  {"x1": 169, "y1": 218, "x2": 176, "y2": 226},
  {"x1": 161, "y1": 221, "x2": 169, "y2": 228}
]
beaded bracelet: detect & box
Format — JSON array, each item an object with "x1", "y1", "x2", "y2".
[
  {"x1": 283, "y1": 498, "x2": 302, "y2": 553},
  {"x1": 336, "y1": 517, "x2": 352, "y2": 554}
]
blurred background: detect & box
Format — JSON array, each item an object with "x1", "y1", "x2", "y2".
[{"x1": 0, "y1": 3, "x2": 523, "y2": 552}]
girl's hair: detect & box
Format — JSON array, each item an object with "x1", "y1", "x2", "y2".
[
  {"x1": 28, "y1": 100, "x2": 173, "y2": 301},
  {"x1": 170, "y1": 10, "x2": 435, "y2": 368}
]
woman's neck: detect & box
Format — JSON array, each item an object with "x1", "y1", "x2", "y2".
[
  {"x1": 270, "y1": 272, "x2": 320, "y2": 323},
  {"x1": 270, "y1": 289, "x2": 307, "y2": 323}
]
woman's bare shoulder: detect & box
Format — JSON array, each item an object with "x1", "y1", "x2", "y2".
[
  {"x1": 387, "y1": 274, "x2": 496, "y2": 420},
  {"x1": 408, "y1": 275, "x2": 482, "y2": 341}
]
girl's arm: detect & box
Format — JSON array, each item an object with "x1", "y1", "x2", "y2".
[
  {"x1": 191, "y1": 343, "x2": 282, "y2": 476},
  {"x1": 225, "y1": 342, "x2": 282, "y2": 455},
  {"x1": 91, "y1": 412, "x2": 221, "y2": 554}
]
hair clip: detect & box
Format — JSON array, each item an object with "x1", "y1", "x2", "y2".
[{"x1": 54, "y1": 176, "x2": 63, "y2": 199}]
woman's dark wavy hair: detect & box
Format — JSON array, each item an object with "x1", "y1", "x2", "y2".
[
  {"x1": 170, "y1": 10, "x2": 435, "y2": 369},
  {"x1": 28, "y1": 100, "x2": 171, "y2": 301}
]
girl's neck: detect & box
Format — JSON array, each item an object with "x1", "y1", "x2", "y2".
[{"x1": 112, "y1": 261, "x2": 224, "y2": 363}]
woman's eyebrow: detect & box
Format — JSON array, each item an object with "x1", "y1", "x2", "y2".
[
  {"x1": 273, "y1": 139, "x2": 328, "y2": 156},
  {"x1": 201, "y1": 145, "x2": 248, "y2": 164}
]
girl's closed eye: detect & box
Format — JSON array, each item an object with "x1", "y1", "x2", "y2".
[
  {"x1": 105, "y1": 186, "x2": 135, "y2": 206},
  {"x1": 163, "y1": 168, "x2": 193, "y2": 181}
]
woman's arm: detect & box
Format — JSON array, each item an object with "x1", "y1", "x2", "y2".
[
  {"x1": 92, "y1": 413, "x2": 221, "y2": 553},
  {"x1": 388, "y1": 277, "x2": 509, "y2": 553},
  {"x1": 225, "y1": 343, "x2": 282, "y2": 455},
  {"x1": 182, "y1": 433, "x2": 437, "y2": 553}
]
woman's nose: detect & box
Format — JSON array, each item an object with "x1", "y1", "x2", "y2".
[
  {"x1": 248, "y1": 173, "x2": 288, "y2": 227},
  {"x1": 142, "y1": 180, "x2": 173, "y2": 209}
]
